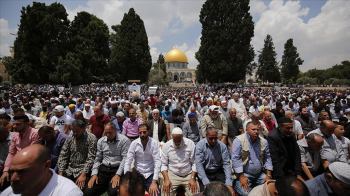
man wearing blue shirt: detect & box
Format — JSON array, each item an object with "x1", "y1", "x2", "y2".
[
  {"x1": 232, "y1": 122, "x2": 273, "y2": 196},
  {"x1": 195, "y1": 127, "x2": 234, "y2": 194}
]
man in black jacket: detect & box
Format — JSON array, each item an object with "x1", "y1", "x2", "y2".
[
  {"x1": 146, "y1": 109, "x2": 167, "y2": 147},
  {"x1": 267, "y1": 117, "x2": 304, "y2": 181}
]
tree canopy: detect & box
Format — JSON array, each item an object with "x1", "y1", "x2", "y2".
[
  {"x1": 280, "y1": 38, "x2": 303, "y2": 83},
  {"x1": 195, "y1": 0, "x2": 255, "y2": 83},
  {"x1": 109, "y1": 8, "x2": 152, "y2": 83},
  {"x1": 301, "y1": 61, "x2": 350, "y2": 84},
  {"x1": 50, "y1": 11, "x2": 111, "y2": 85},
  {"x1": 5, "y1": 2, "x2": 70, "y2": 84},
  {"x1": 256, "y1": 34, "x2": 281, "y2": 83}
]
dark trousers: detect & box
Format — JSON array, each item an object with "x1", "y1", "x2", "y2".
[
  {"x1": 84, "y1": 165, "x2": 121, "y2": 196},
  {"x1": 144, "y1": 174, "x2": 161, "y2": 196},
  {"x1": 198, "y1": 169, "x2": 226, "y2": 192},
  {"x1": 64, "y1": 173, "x2": 90, "y2": 191}
]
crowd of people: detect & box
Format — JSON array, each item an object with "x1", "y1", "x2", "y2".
[{"x1": 0, "y1": 84, "x2": 349, "y2": 196}]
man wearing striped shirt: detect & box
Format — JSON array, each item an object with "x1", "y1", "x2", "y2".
[{"x1": 58, "y1": 120, "x2": 97, "y2": 191}]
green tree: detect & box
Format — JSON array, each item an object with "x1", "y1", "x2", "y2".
[
  {"x1": 195, "y1": 0, "x2": 255, "y2": 83},
  {"x1": 152, "y1": 54, "x2": 166, "y2": 74},
  {"x1": 280, "y1": 38, "x2": 303, "y2": 83},
  {"x1": 148, "y1": 69, "x2": 168, "y2": 85},
  {"x1": 296, "y1": 76, "x2": 318, "y2": 85},
  {"x1": 109, "y1": 8, "x2": 152, "y2": 83},
  {"x1": 4, "y1": 2, "x2": 70, "y2": 83},
  {"x1": 256, "y1": 34, "x2": 281, "y2": 83},
  {"x1": 50, "y1": 11, "x2": 111, "y2": 84}
]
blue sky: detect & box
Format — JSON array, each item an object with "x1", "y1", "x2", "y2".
[{"x1": 1, "y1": 0, "x2": 349, "y2": 73}]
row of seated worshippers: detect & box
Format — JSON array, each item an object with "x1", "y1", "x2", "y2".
[{"x1": 0, "y1": 111, "x2": 349, "y2": 196}]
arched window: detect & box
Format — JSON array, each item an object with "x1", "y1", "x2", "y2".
[
  {"x1": 168, "y1": 72, "x2": 173, "y2": 78},
  {"x1": 187, "y1": 72, "x2": 192, "y2": 78},
  {"x1": 180, "y1": 72, "x2": 185, "y2": 77}
]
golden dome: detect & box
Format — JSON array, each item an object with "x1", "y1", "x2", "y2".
[{"x1": 164, "y1": 48, "x2": 188, "y2": 63}]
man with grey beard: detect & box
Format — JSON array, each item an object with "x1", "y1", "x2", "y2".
[{"x1": 161, "y1": 127, "x2": 198, "y2": 195}]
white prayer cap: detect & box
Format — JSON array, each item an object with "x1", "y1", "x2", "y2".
[
  {"x1": 116, "y1": 112, "x2": 124, "y2": 117},
  {"x1": 152, "y1": 109, "x2": 159, "y2": 113},
  {"x1": 221, "y1": 101, "x2": 226, "y2": 104},
  {"x1": 111, "y1": 101, "x2": 117, "y2": 104},
  {"x1": 85, "y1": 104, "x2": 91, "y2": 107},
  {"x1": 209, "y1": 105, "x2": 219, "y2": 111},
  {"x1": 207, "y1": 97, "x2": 212, "y2": 101},
  {"x1": 0, "y1": 109, "x2": 5, "y2": 115},
  {"x1": 329, "y1": 162, "x2": 350, "y2": 185},
  {"x1": 172, "y1": 127, "x2": 183, "y2": 135}
]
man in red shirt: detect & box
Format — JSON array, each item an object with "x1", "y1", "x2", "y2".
[
  {"x1": 148, "y1": 94, "x2": 157, "y2": 106},
  {"x1": 88, "y1": 105, "x2": 110, "y2": 139},
  {"x1": 262, "y1": 111, "x2": 275, "y2": 133}
]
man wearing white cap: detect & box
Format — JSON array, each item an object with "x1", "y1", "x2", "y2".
[
  {"x1": 219, "y1": 101, "x2": 229, "y2": 118},
  {"x1": 49, "y1": 105, "x2": 73, "y2": 134},
  {"x1": 83, "y1": 104, "x2": 94, "y2": 121},
  {"x1": 201, "y1": 105, "x2": 228, "y2": 144},
  {"x1": 146, "y1": 109, "x2": 167, "y2": 146},
  {"x1": 228, "y1": 93, "x2": 248, "y2": 123},
  {"x1": 112, "y1": 112, "x2": 128, "y2": 134},
  {"x1": 305, "y1": 162, "x2": 350, "y2": 196},
  {"x1": 161, "y1": 127, "x2": 198, "y2": 196}
]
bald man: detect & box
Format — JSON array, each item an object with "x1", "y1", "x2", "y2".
[
  {"x1": 308, "y1": 120, "x2": 347, "y2": 169},
  {"x1": 1, "y1": 144, "x2": 82, "y2": 196}
]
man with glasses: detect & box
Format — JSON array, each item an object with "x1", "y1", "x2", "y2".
[{"x1": 195, "y1": 127, "x2": 234, "y2": 194}]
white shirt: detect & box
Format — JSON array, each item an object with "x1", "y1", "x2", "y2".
[
  {"x1": 83, "y1": 108, "x2": 94, "y2": 120},
  {"x1": 49, "y1": 114, "x2": 73, "y2": 133},
  {"x1": 249, "y1": 106, "x2": 261, "y2": 114},
  {"x1": 161, "y1": 138, "x2": 196, "y2": 176},
  {"x1": 1, "y1": 169, "x2": 82, "y2": 196},
  {"x1": 153, "y1": 120, "x2": 159, "y2": 142},
  {"x1": 124, "y1": 137, "x2": 161, "y2": 180},
  {"x1": 293, "y1": 120, "x2": 303, "y2": 139}
]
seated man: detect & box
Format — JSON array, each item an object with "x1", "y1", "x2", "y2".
[
  {"x1": 305, "y1": 162, "x2": 350, "y2": 196},
  {"x1": 297, "y1": 133, "x2": 324, "y2": 180},
  {"x1": 308, "y1": 120, "x2": 347, "y2": 168},
  {"x1": 145, "y1": 109, "x2": 167, "y2": 146},
  {"x1": 38, "y1": 126, "x2": 68, "y2": 172},
  {"x1": 124, "y1": 124, "x2": 161, "y2": 196},
  {"x1": 58, "y1": 120, "x2": 97, "y2": 190},
  {"x1": 161, "y1": 127, "x2": 198, "y2": 196},
  {"x1": 243, "y1": 112, "x2": 269, "y2": 138},
  {"x1": 165, "y1": 110, "x2": 184, "y2": 140},
  {"x1": 183, "y1": 113, "x2": 202, "y2": 144},
  {"x1": 201, "y1": 105, "x2": 228, "y2": 144},
  {"x1": 249, "y1": 176, "x2": 310, "y2": 196},
  {"x1": 261, "y1": 111, "x2": 275, "y2": 133},
  {"x1": 285, "y1": 110, "x2": 304, "y2": 140},
  {"x1": 267, "y1": 117, "x2": 303, "y2": 180},
  {"x1": 1, "y1": 144, "x2": 83, "y2": 196},
  {"x1": 232, "y1": 122, "x2": 273, "y2": 196},
  {"x1": 0, "y1": 115, "x2": 41, "y2": 191},
  {"x1": 85, "y1": 122, "x2": 130, "y2": 196},
  {"x1": 0, "y1": 125, "x2": 12, "y2": 192},
  {"x1": 195, "y1": 127, "x2": 234, "y2": 193}
]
